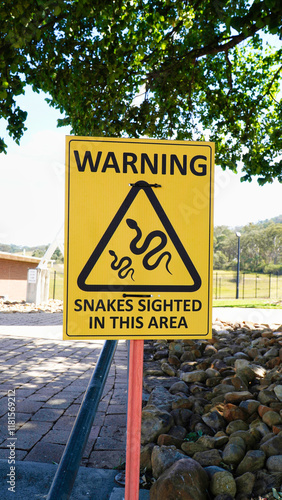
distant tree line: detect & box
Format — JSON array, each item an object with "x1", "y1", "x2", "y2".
[
  {"x1": 0, "y1": 243, "x2": 63, "y2": 263},
  {"x1": 1, "y1": 215, "x2": 281, "y2": 273},
  {"x1": 32, "y1": 247, "x2": 64, "y2": 263},
  {"x1": 214, "y1": 215, "x2": 282, "y2": 274}
]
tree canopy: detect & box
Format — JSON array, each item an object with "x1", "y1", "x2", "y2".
[{"x1": 1, "y1": 0, "x2": 282, "y2": 184}]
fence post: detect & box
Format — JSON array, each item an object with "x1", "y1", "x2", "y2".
[
  {"x1": 242, "y1": 273, "x2": 245, "y2": 299},
  {"x1": 269, "y1": 273, "x2": 271, "y2": 299},
  {"x1": 216, "y1": 272, "x2": 218, "y2": 299},
  {"x1": 53, "y1": 270, "x2": 57, "y2": 300}
]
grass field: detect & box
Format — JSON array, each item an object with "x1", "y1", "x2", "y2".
[
  {"x1": 213, "y1": 298, "x2": 282, "y2": 309},
  {"x1": 49, "y1": 269, "x2": 282, "y2": 307}
]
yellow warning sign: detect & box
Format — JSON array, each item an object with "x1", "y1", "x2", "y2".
[{"x1": 64, "y1": 137, "x2": 214, "y2": 340}]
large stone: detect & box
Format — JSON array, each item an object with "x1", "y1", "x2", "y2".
[
  {"x1": 239, "y1": 399, "x2": 260, "y2": 415},
  {"x1": 252, "y1": 470, "x2": 281, "y2": 497},
  {"x1": 247, "y1": 347, "x2": 259, "y2": 359},
  {"x1": 197, "y1": 435, "x2": 217, "y2": 449},
  {"x1": 206, "y1": 377, "x2": 221, "y2": 388},
  {"x1": 181, "y1": 362, "x2": 197, "y2": 373},
  {"x1": 194, "y1": 421, "x2": 215, "y2": 436},
  {"x1": 154, "y1": 349, "x2": 169, "y2": 360},
  {"x1": 204, "y1": 345, "x2": 217, "y2": 356},
  {"x1": 193, "y1": 449, "x2": 222, "y2": 467},
  {"x1": 148, "y1": 386, "x2": 176, "y2": 412},
  {"x1": 230, "y1": 429, "x2": 260, "y2": 450},
  {"x1": 181, "y1": 441, "x2": 209, "y2": 456},
  {"x1": 250, "y1": 419, "x2": 271, "y2": 438},
  {"x1": 157, "y1": 434, "x2": 183, "y2": 449},
  {"x1": 161, "y1": 362, "x2": 176, "y2": 377},
  {"x1": 202, "y1": 410, "x2": 226, "y2": 432},
  {"x1": 213, "y1": 434, "x2": 229, "y2": 448},
  {"x1": 258, "y1": 389, "x2": 277, "y2": 405},
  {"x1": 262, "y1": 410, "x2": 282, "y2": 428},
  {"x1": 168, "y1": 425, "x2": 187, "y2": 440},
  {"x1": 224, "y1": 391, "x2": 253, "y2": 404},
  {"x1": 180, "y1": 370, "x2": 207, "y2": 383},
  {"x1": 205, "y1": 368, "x2": 221, "y2": 378},
  {"x1": 212, "y1": 384, "x2": 235, "y2": 396},
  {"x1": 235, "y1": 472, "x2": 255, "y2": 495},
  {"x1": 222, "y1": 438, "x2": 246, "y2": 466},
  {"x1": 236, "y1": 366, "x2": 256, "y2": 383},
  {"x1": 169, "y1": 381, "x2": 189, "y2": 395},
  {"x1": 170, "y1": 408, "x2": 193, "y2": 428},
  {"x1": 264, "y1": 346, "x2": 279, "y2": 358},
  {"x1": 234, "y1": 359, "x2": 249, "y2": 370},
  {"x1": 180, "y1": 352, "x2": 196, "y2": 363},
  {"x1": 141, "y1": 405, "x2": 174, "y2": 445},
  {"x1": 140, "y1": 443, "x2": 154, "y2": 471},
  {"x1": 258, "y1": 404, "x2": 272, "y2": 418},
  {"x1": 167, "y1": 354, "x2": 181, "y2": 368},
  {"x1": 149, "y1": 458, "x2": 209, "y2": 500},
  {"x1": 274, "y1": 385, "x2": 282, "y2": 402},
  {"x1": 236, "y1": 450, "x2": 266, "y2": 475},
  {"x1": 172, "y1": 396, "x2": 194, "y2": 410},
  {"x1": 230, "y1": 375, "x2": 248, "y2": 391},
  {"x1": 204, "y1": 465, "x2": 226, "y2": 478},
  {"x1": 260, "y1": 434, "x2": 282, "y2": 457},
  {"x1": 234, "y1": 351, "x2": 249, "y2": 360},
  {"x1": 223, "y1": 404, "x2": 248, "y2": 422},
  {"x1": 151, "y1": 445, "x2": 186, "y2": 479},
  {"x1": 168, "y1": 341, "x2": 184, "y2": 357},
  {"x1": 210, "y1": 471, "x2": 236, "y2": 497},
  {"x1": 143, "y1": 376, "x2": 180, "y2": 393},
  {"x1": 217, "y1": 347, "x2": 232, "y2": 359},
  {"x1": 225, "y1": 420, "x2": 249, "y2": 434},
  {"x1": 266, "y1": 455, "x2": 282, "y2": 472}
]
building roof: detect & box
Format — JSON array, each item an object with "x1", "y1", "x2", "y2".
[{"x1": 0, "y1": 252, "x2": 41, "y2": 264}]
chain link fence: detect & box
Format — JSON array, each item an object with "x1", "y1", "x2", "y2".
[{"x1": 50, "y1": 270, "x2": 282, "y2": 301}]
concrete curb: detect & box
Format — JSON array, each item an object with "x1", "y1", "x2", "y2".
[
  {"x1": 0, "y1": 459, "x2": 119, "y2": 500},
  {"x1": 0, "y1": 460, "x2": 150, "y2": 500}
]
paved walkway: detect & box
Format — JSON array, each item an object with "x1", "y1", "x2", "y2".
[
  {"x1": 0, "y1": 312, "x2": 128, "y2": 471},
  {"x1": 213, "y1": 306, "x2": 282, "y2": 325}
]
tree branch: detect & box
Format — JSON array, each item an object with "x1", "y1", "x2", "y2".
[{"x1": 147, "y1": 8, "x2": 282, "y2": 82}]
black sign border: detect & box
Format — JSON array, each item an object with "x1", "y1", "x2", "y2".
[{"x1": 65, "y1": 138, "x2": 213, "y2": 338}]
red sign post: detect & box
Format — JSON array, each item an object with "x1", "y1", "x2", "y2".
[{"x1": 125, "y1": 340, "x2": 144, "y2": 500}]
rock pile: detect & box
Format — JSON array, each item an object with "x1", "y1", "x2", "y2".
[
  {"x1": 141, "y1": 319, "x2": 282, "y2": 500},
  {"x1": 0, "y1": 299, "x2": 63, "y2": 313}
]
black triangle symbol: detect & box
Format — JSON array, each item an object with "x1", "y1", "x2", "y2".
[{"x1": 77, "y1": 181, "x2": 201, "y2": 292}]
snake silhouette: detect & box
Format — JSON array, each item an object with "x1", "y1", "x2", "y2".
[
  {"x1": 109, "y1": 250, "x2": 135, "y2": 281},
  {"x1": 126, "y1": 218, "x2": 172, "y2": 274}
]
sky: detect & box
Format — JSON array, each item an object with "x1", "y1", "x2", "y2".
[{"x1": 0, "y1": 85, "x2": 281, "y2": 247}]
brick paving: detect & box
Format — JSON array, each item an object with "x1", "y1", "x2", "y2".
[{"x1": 0, "y1": 312, "x2": 128, "y2": 470}]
